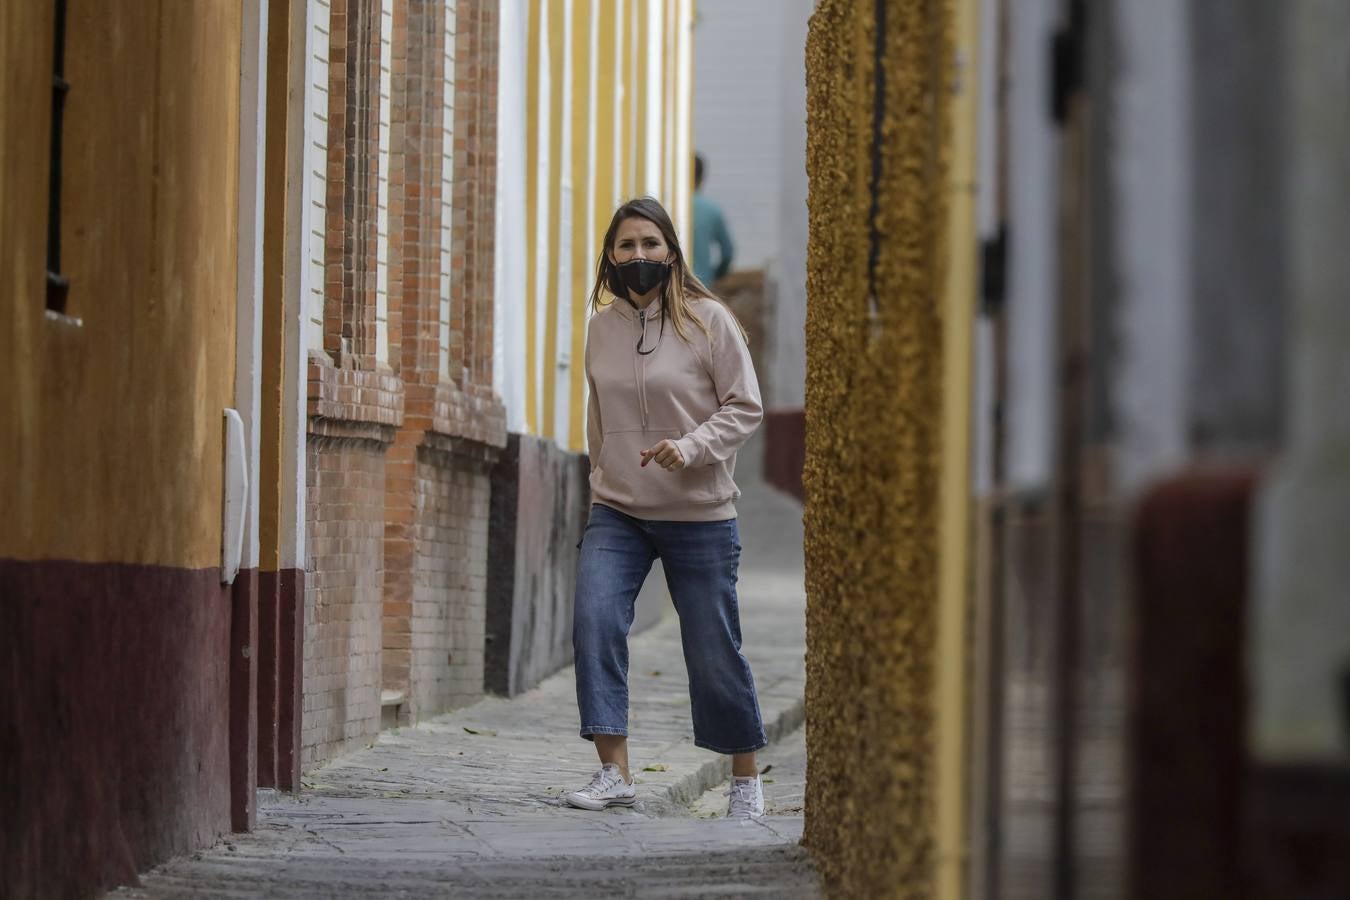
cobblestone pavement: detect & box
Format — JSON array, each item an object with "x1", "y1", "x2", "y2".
[{"x1": 118, "y1": 457, "x2": 821, "y2": 898}]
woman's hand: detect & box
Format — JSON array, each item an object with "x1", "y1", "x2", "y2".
[{"x1": 640, "y1": 440, "x2": 685, "y2": 471}]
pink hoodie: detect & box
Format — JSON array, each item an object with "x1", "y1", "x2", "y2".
[{"x1": 584, "y1": 295, "x2": 763, "y2": 522}]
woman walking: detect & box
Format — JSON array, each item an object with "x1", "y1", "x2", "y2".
[{"x1": 564, "y1": 197, "x2": 767, "y2": 819}]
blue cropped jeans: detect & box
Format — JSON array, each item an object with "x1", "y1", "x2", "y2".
[{"x1": 572, "y1": 503, "x2": 768, "y2": 755}]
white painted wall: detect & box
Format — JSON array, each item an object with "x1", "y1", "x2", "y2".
[
  {"x1": 1253, "y1": 0, "x2": 1350, "y2": 762},
  {"x1": 1004, "y1": 0, "x2": 1059, "y2": 492},
  {"x1": 235, "y1": 0, "x2": 270, "y2": 575},
  {"x1": 440, "y1": 2, "x2": 457, "y2": 380},
  {"x1": 283, "y1": 0, "x2": 312, "y2": 568},
  {"x1": 304, "y1": 0, "x2": 331, "y2": 355},
  {"x1": 1110, "y1": 0, "x2": 1192, "y2": 495},
  {"x1": 693, "y1": 0, "x2": 812, "y2": 410},
  {"x1": 375, "y1": 0, "x2": 393, "y2": 366},
  {"x1": 767, "y1": 0, "x2": 811, "y2": 409},
  {"x1": 644, "y1": 0, "x2": 663, "y2": 198},
  {"x1": 495, "y1": 0, "x2": 529, "y2": 433},
  {"x1": 553, "y1": 0, "x2": 575, "y2": 442},
  {"x1": 674, "y1": 0, "x2": 693, "y2": 231},
  {"x1": 691, "y1": 0, "x2": 787, "y2": 271},
  {"x1": 531, "y1": 0, "x2": 552, "y2": 433},
  {"x1": 971, "y1": 0, "x2": 1001, "y2": 497}
]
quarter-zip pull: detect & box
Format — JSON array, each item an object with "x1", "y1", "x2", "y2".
[{"x1": 635, "y1": 307, "x2": 663, "y2": 356}]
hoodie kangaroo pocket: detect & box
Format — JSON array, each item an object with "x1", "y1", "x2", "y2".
[{"x1": 595, "y1": 430, "x2": 730, "y2": 511}]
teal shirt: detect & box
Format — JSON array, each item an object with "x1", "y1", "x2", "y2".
[{"x1": 692, "y1": 192, "x2": 734, "y2": 286}]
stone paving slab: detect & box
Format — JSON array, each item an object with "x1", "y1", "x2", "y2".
[{"x1": 117, "y1": 469, "x2": 818, "y2": 898}]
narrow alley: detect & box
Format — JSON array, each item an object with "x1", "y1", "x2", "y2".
[
  {"x1": 7, "y1": 1, "x2": 1350, "y2": 898},
  {"x1": 117, "y1": 445, "x2": 821, "y2": 898}
]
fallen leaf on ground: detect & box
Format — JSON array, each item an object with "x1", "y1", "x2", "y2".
[
  {"x1": 760, "y1": 764, "x2": 774, "y2": 775},
  {"x1": 642, "y1": 763, "x2": 669, "y2": 772},
  {"x1": 463, "y1": 726, "x2": 498, "y2": 736},
  {"x1": 648, "y1": 670, "x2": 661, "y2": 677}
]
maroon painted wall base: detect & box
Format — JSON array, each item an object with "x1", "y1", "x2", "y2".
[
  {"x1": 1130, "y1": 467, "x2": 1256, "y2": 899},
  {"x1": 763, "y1": 408, "x2": 806, "y2": 503},
  {"x1": 0, "y1": 559, "x2": 233, "y2": 900},
  {"x1": 256, "y1": 568, "x2": 304, "y2": 792},
  {"x1": 230, "y1": 568, "x2": 258, "y2": 832}
]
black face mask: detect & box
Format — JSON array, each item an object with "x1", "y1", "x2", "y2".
[{"x1": 616, "y1": 258, "x2": 671, "y2": 298}]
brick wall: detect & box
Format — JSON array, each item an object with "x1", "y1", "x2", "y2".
[
  {"x1": 302, "y1": 431, "x2": 390, "y2": 766},
  {"x1": 410, "y1": 441, "x2": 493, "y2": 717},
  {"x1": 303, "y1": 0, "x2": 504, "y2": 764},
  {"x1": 302, "y1": 0, "x2": 402, "y2": 767}
]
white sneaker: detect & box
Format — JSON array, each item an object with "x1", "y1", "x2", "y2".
[
  {"x1": 726, "y1": 775, "x2": 765, "y2": 819},
  {"x1": 564, "y1": 763, "x2": 636, "y2": 811}
]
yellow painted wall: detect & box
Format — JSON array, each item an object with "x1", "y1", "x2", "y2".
[
  {"x1": 0, "y1": 1, "x2": 242, "y2": 569},
  {"x1": 802, "y1": 0, "x2": 953, "y2": 895},
  {"x1": 520, "y1": 0, "x2": 693, "y2": 450}
]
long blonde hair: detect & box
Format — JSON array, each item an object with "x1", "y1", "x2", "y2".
[{"x1": 588, "y1": 197, "x2": 748, "y2": 344}]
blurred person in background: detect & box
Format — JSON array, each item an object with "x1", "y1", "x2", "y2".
[{"x1": 691, "y1": 153, "x2": 735, "y2": 287}]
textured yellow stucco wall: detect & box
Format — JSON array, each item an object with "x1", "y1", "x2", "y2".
[
  {"x1": 802, "y1": 0, "x2": 951, "y2": 895},
  {"x1": 0, "y1": 2, "x2": 242, "y2": 569}
]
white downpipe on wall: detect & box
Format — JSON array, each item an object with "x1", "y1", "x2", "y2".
[
  {"x1": 234, "y1": 0, "x2": 269, "y2": 576},
  {"x1": 554, "y1": 0, "x2": 575, "y2": 444},
  {"x1": 495, "y1": 0, "x2": 528, "y2": 433}
]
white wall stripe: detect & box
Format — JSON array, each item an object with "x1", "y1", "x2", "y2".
[
  {"x1": 440, "y1": 2, "x2": 458, "y2": 380},
  {"x1": 675, "y1": 0, "x2": 692, "y2": 242},
  {"x1": 375, "y1": 0, "x2": 392, "y2": 366},
  {"x1": 304, "y1": 0, "x2": 332, "y2": 354},
  {"x1": 613, "y1": 4, "x2": 625, "y2": 205},
  {"x1": 581, "y1": 0, "x2": 599, "y2": 448},
  {"x1": 234, "y1": 0, "x2": 269, "y2": 574},
  {"x1": 495, "y1": 0, "x2": 528, "y2": 432},
  {"x1": 533, "y1": 0, "x2": 552, "y2": 432},
  {"x1": 644, "y1": 0, "x2": 662, "y2": 198},
  {"x1": 283, "y1": 0, "x2": 314, "y2": 567},
  {"x1": 553, "y1": 0, "x2": 575, "y2": 442}
]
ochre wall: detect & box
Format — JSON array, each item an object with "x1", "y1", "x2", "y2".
[
  {"x1": 0, "y1": 3, "x2": 244, "y2": 897},
  {"x1": 0, "y1": 0, "x2": 241, "y2": 570},
  {"x1": 802, "y1": 0, "x2": 951, "y2": 895}
]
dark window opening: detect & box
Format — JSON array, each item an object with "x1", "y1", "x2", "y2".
[{"x1": 46, "y1": 0, "x2": 70, "y2": 314}]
